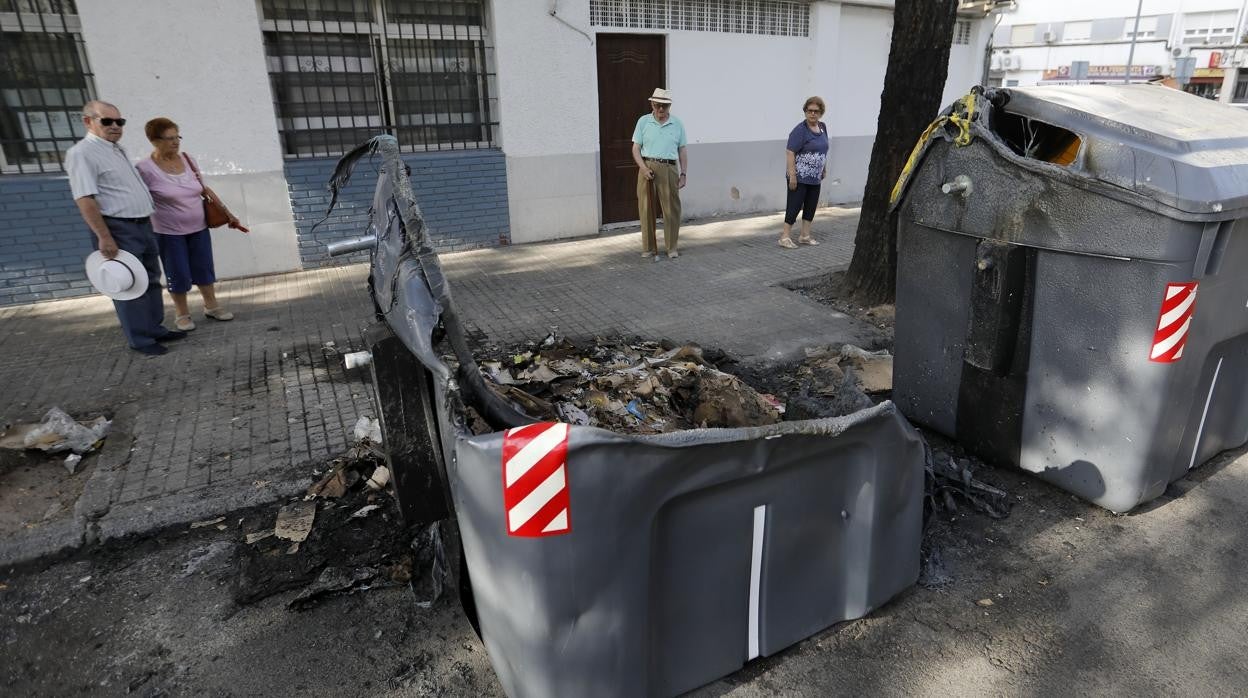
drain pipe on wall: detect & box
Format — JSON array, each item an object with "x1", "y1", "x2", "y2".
[
  {"x1": 1124, "y1": 0, "x2": 1144, "y2": 83},
  {"x1": 981, "y1": 12, "x2": 1005, "y2": 87},
  {"x1": 1238, "y1": 0, "x2": 1248, "y2": 43},
  {"x1": 549, "y1": 0, "x2": 593, "y2": 44}
]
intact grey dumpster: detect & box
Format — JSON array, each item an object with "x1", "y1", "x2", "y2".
[
  {"x1": 328, "y1": 136, "x2": 926, "y2": 696},
  {"x1": 894, "y1": 85, "x2": 1248, "y2": 512}
]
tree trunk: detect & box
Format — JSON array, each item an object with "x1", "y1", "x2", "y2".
[{"x1": 843, "y1": 0, "x2": 960, "y2": 306}]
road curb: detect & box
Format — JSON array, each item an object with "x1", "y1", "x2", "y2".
[
  {"x1": 1, "y1": 402, "x2": 313, "y2": 567},
  {"x1": 0, "y1": 517, "x2": 83, "y2": 569},
  {"x1": 95, "y1": 476, "x2": 310, "y2": 543}
]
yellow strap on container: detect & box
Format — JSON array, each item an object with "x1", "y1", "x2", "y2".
[
  {"x1": 889, "y1": 117, "x2": 946, "y2": 205},
  {"x1": 889, "y1": 91, "x2": 978, "y2": 206}
]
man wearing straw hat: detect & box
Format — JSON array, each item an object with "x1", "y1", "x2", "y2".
[
  {"x1": 66, "y1": 100, "x2": 183, "y2": 356},
  {"x1": 630, "y1": 88, "x2": 687, "y2": 260}
]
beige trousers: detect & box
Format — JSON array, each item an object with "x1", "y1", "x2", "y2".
[{"x1": 637, "y1": 160, "x2": 681, "y2": 254}]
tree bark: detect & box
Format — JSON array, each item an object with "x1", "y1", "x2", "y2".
[{"x1": 843, "y1": 0, "x2": 960, "y2": 306}]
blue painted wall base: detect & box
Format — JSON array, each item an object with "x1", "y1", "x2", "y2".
[
  {"x1": 0, "y1": 175, "x2": 97, "y2": 307},
  {"x1": 0, "y1": 148, "x2": 511, "y2": 307},
  {"x1": 286, "y1": 148, "x2": 510, "y2": 268}
]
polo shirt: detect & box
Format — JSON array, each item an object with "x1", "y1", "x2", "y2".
[
  {"x1": 632, "y1": 114, "x2": 687, "y2": 160},
  {"x1": 65, "y1": 133, "x2": 155, "y2": 218}
]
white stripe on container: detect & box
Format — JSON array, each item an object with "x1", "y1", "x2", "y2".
[
  {"x1": 1150, "y1": 317, "x2": 1191, "y2": 359},
  {"x1": 1157, "y1": 288, "x2": 1196, "y2": 331},
  {"x1": 505, "y1": 422, "x2": 568, "y2": 487},
  {"x1": 748, "y1": 504, "x2": 767, "y2": 661},
  {"x1": 507, "y1": 465, "x2": 566, "y2": 532},
  {"x1": 1188, "y1": 357, "x2": 1224, "y2": 470}
]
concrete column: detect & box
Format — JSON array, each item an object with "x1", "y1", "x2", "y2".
[
  {"x1": 75, "y1": 0, "x2": 302, "y2": 279},
  {"x1": 489, "y1": 0, "x2": 601, "y2": 243},
  {"x1": 1220, "y1": 65, "x2": 1239, "y2": 104}
]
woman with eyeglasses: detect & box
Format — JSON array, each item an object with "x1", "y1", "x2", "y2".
[
  {"x1": 136, "y1": 117, "x2": 247, "y2": 331},
  {"x1": 779, "y1": 96, "x2": 829, "y2": 249}
]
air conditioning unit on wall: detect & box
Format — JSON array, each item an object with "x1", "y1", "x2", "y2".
[
  {"x1": 990, "y1": 54, "x2": 1004, "y2": 71},
  {"x1": 1002, "y1": 54, "x2": 1022, "y2": 70}
]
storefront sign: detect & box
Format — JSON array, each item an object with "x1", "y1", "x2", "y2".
[
  {"x1": 1042, "y1": 64, "x2": 1160, "y2": 81},
  {"x1": 1209, "y1": 49, "x2": 1246, "y2": 68}
]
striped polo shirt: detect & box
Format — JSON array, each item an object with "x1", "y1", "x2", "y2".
[{"x1": 65, "y1": 133, "x2": 155, "y2": 218}]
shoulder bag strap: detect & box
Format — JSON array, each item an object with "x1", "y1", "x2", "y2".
[{"x1": 182, "y1": 153, "x2": 207, "y2": 194}]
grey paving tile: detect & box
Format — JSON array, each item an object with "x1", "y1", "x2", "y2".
[{"x1": 2, "y1": 208, "x2": 868, "y2": 529}]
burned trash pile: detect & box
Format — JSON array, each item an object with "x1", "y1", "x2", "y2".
[
  {"x1": 744, "y1": 344, "x2": 893, "y2": 422},
  {"x1": 925, "y1": 447, "x2": 1012, "y2": 520},
  {"x1": 466, "y1": 336, "x2": 899, "y2": 435},
  {"x1": 232, "y1": 438, "x2": 425, "y2": 609},
  {"x1": 467, "y1": 337, "x2": 783, "y2": 434},
  {"x1": 469, "y1": 335, "x2": 1012, "y2": 524}
]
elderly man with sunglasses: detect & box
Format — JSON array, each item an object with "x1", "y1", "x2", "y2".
[
  {"x1": 630, "y1": 88, "x2": 688, "y2": 260},
  {"x1": 65, "y1": 100, "x2": 183, "y2": 356}
]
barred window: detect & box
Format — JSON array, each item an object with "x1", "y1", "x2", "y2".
[
  {"x1": 0, "y1": 0, "x2": 95, "y2": 174},
  {"x1": 260, "y1": 0, "x2": 497, "y2": 158},
  {"x1": 953, "y1": 20, "x2": 972, "y2": 45},
  {"x1": 1233, "y1": 74, "x2": 1248, "y2": 103},
  {"x1": 589, "y1": 0, "x2": 811, "y2": 38}
]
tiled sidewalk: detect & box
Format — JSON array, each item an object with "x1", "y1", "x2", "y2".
[
  {"x1": 1, "y1": 265, "x2": 379, "y2": 560},
  {"x1": 440, "y1": 207, "x2": 870, "y2": 357},
  {"x1": 0, "y1": 207, "x2": 868, "y2": 564}
]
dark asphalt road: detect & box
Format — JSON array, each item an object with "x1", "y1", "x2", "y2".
[{"x1": 4, "y1": 444, "x2": 1247, "y2": 697}]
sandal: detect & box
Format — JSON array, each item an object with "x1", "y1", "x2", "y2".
[
  {"x1": 175, "y1": 314, "x2": 196, "y2": 331},
  {"x1": 778, "y1": 238, "x2": 798, "y2": 249},
  {"x1": 204, "y1": 306, "x2": 235, "y2": 321},
  {"x1": 799, "y1": 238, "x2": 820, "y2": 246}
]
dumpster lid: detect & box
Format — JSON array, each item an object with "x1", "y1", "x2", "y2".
[{"x1": 997, "y1": 84, "x2": 1248, "y2": 216}]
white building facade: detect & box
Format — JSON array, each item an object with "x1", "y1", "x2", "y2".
[
  {"x1": 0, "y1": 0, "x2": 996, "y2": 306},
  {"x1": 497, "y1": 0, "x2": 997, "y2": 242},
  {"x1": 990, "y1": 0, "x2": 1248, "y2": 107}
]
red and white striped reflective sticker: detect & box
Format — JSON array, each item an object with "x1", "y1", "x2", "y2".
[
  {"x1": 1150, "y1": 281, "x2": 1198, "y2": 363},
  {"x1": 501, "y1": 422, "x2": 571, "y2": 537}
]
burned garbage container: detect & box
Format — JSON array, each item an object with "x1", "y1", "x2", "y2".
[
  {"x1": 893, "y1": 85, "x2": 1248, "y2": 512},
  {"x1": 326, "y1": 136, "x2": 926, "y2": 697}
]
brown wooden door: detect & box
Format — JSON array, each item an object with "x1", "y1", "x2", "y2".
[{"x1": 597, "y1": 34, "x2": 665, "y2": 224}]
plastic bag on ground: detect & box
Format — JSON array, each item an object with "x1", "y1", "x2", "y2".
[{"x1": 22, "y1": 407, "x2": 111, "y2": 455}]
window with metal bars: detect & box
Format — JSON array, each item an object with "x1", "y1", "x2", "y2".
[
  {"x1": 260, "y1": 0, "x2": 497, "y2": 158},
  {"x1": 1234, "y1": 74, "x2": 1248, "y2": 103},
  {"x1": 0, "y1": 0, "x2": 96, "y2": 174},
  {"x1": 953, "y1": 20, "x2": 972, "y2": 45},
  {"x1": 589, "y1": 0, "x2": 810, "y2": 38}
]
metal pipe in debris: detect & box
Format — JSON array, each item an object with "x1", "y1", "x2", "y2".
[{"x1": 326, "y1": 235, "x2": 377, "y2": 257}]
